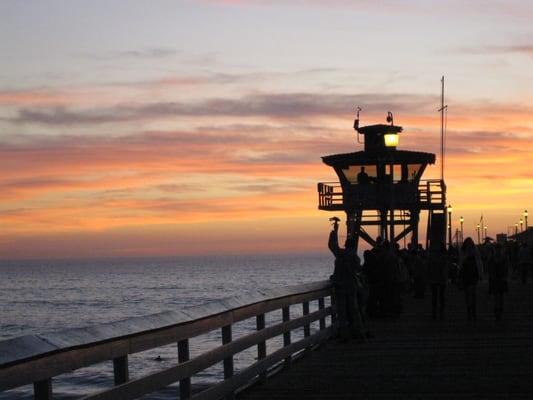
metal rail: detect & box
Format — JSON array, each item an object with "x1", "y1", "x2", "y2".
[{"x1": 0, "y1": 281, "x2": 335, "y2": 400}]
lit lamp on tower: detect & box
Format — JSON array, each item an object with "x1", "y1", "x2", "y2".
[
  {"x1": 460, "y1": 216, "x2": 464, "y2": 243},
  {"x1": 384, "y1": 111, "x2": 400, "y2": 148},
  {"x1": 525, "y1": 210, "x2": 528, "y2": 230},
  {"x1": 384, "y1": 132, "x2": 400, "y2": 147},
  {"x1": 447, "y1": 204, "x2": 453, "y2": 248},
  {"x1": 383, "y1": 113, "x2": 399, "y2": 241}
]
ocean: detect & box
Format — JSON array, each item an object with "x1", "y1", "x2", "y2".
[{"x1": 0, "y1": 253, "x2": 333, "y2": 399}]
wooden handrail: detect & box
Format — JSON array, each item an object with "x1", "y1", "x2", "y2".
[{"x1": 0, "y1": 280, "x2": 335, "y2": 400}]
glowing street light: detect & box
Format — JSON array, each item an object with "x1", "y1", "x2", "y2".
[
  {"x1": 520, "y1": 219, "x2": 524, "y2": 232},
  {"x1": 484, "y1": 226, "x2": 488, "y2": 239},
  {"x1": 476, "y1": 224, "x2": 481, "y2": 244},
  {"x1": 460, "y1": 216, "x2": 464, "y2": 242},
  {"x1": 515, "y1": 223, "x2": 519, "y2": 236},
  {"x1": 525, "y1": 210, "x2": 528, "y2": 230}
]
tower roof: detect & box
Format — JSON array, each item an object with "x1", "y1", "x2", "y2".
[{"x1": 322, "y1": 150, "x2": 435, "y2": 167}]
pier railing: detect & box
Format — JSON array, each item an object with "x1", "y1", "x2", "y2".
[{"x1": 0, "y1": 281, "x2": 335, "y2": 400}]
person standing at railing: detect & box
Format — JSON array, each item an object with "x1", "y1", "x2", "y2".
[
  {"x1": 328, "y1": 219, "x2": 366, "y2": 342},
  {"x1": 357, "y1": 166, "x2": 370, "y2": 185}
]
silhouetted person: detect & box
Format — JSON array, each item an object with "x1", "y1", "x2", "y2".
[
  {"x1": 378, "y1": 240, "x2": 400, "y2": 315},
  {"x1": 363, "y1": 249, "x2": 380, "y2": 317},
  {"x1": 428, "y1": 243, "x2": 449, "y2": 320},
  {"x1": 460, "y1": 237, "x2": 481, "y2": 321},
  {"x1": 488, "y1": 243, "x2": 509, "y2": 320},
  {"x1": 481, "y1": 238, "x2": 495, "y2": 280},
  {"x1": 507, "y1": 240, "x2": 519, "y2": 278},
  {"x1": 357, "y1": 166, "x2": 370, "y2": 184},
  {"x1": 412, "y1": 247, "x2": 428, "y2": 299},
  {"x1": 518, "y1": 242, "x2": 531, "y2": 284},
  {"x1": 328, "y1": 221, "x2": 365, "y2": 341}
]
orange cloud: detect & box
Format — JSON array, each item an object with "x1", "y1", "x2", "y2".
[{"x1": 1, "y1": 88, "x2": 532, "y2": 258}]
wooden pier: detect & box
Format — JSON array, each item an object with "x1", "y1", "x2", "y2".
[
  {"x1": 240, "y1": 280, "x2": 533, "y2": 399},
  {"x1": 2, "y1": 280, "x2": 533, "y2": 399}
]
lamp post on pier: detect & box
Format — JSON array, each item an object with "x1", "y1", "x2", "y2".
[
  {"x1": 460, "y1": 216, "x2": 464, "y2": 243},
  {"x1": 515, "y1": 223, "x2": 519, "y2": 236},
  {"x1": 520, "y1": 219, "x2": 524, "y2": 232},
  {"x1": 484, "y1": 226, "x2": 488, "y2": 240},
  {"x1": 525, "y1": 210, "x2": 528, "y2": 230},
  {"x1": 477, "y1": 224, "x2": 480, "y2": 244},
  {"x1": 447, "y1": 204, "x2": 452, "y2": 248}
]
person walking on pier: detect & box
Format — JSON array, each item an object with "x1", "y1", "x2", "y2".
[
  {"x1": 328, "y1": 219, "x2": 365, "y2": 341},
  {"x1": 411, "y1": 247, "x2": 428, "y2": 300},
  {"x1": 488, "y1": 243, "x2": 509, "y2": 320},
  {"x1": 518, "y1": 242, "x2": 532, "y2": 284},
  {"x1": 460, "y1": 237, "x2": 481, "y2": 321},
  {"x1": 428, "y1": 242, "x2": 449, "y2": 320}
]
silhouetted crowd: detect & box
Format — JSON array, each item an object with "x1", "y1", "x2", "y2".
[{"x1": 329, "y1": 224, "x2": 533, "y2": 340}]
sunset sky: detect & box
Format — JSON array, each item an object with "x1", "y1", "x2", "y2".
[{"x1": 1, "y1": 0, "x2": 532, "y2": 259}]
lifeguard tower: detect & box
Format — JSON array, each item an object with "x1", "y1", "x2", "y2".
[{"x1": 317, "y1": 112, "x2": 447, "y2": 251}]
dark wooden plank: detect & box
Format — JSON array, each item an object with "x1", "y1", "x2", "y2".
[
  {"x1": 256, "y1": 314, "x2": 267, "y2": 384},
  {"x1": 178, "y1": 339, "x2": 191, "y2": 400},
  {"x1": 113, "y1": 355, "x2": 129, "y2": 385},
  {"x1": 302, "y1": 302, "x2": 310, "y2": 338},
  {"x1": 222, "y1": 325, "x2": 234, "y2": 400},
  {"x1": 330, "y1": 293, "x2": 337, "y2": 324},
  {"x1": 0, "y1": 335, "x2": 58, "y2": 366},
  {"x1": 318, "y1": 297, "x2": 326, "y2": 330},
  {"x1": 282, "y1": 307, "x2": 291, "y2": 368},
  {"x1": 34, "y1": 378, "x2": 52, "y2": 400}
]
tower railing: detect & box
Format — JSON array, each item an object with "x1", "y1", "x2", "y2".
[
  {"x1": 317, "y1": 182, "x2": 343, "y2": 209},
  {"x1": 317, "y1": 179, "x2": 446, "y2": 211},
  {"x1": 418, "y1": 179, "x2": 446, "y2": 208}
]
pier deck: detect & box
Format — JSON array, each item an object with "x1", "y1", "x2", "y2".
[{"x1": 239, "y1": 281, "x2": 533, "y2": 399}]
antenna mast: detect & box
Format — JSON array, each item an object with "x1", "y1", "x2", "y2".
[{"x1": 438, "y1": 76, "x2": 448, "y2": 181}]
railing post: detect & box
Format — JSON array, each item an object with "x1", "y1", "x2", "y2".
[
  {"x1": 318, "y1": 297, "x2": 326, "y2": 330},
  {"x1": 331, "y1": 292, "x2": 337, "y2": 324},
  {"x1": 178, "y1": 339, "x2": 191, "y2": 400},
  {"x1": 222, "y1": 325, "x2": 234, "y2": 400},
  {"x1": 113, "y1": 355, "x2": 129, "y2": 385},
  {"x1": 302, "y1": 301, "x2": 310, "y2": 338},
  {"x1": 282, "y1": 306, "x2": 291, "y2": 368},
  {"x1": 256, "y1": 313, "x2": 267, "y2": 383},
  {"x1": 34, "y1": 378, "x2": 52, "y2": 400},
  {"x1": 303, "y1": 301, "x2": 311, "y2": 351}
]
